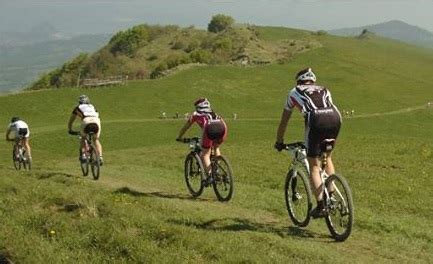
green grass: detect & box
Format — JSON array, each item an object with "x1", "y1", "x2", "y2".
[{"x1": 1, "y1": 27, "x2": 433, "y2": 263}]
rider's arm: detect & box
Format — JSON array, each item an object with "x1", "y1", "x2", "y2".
[
  {"x1": 67, "y1": 113, "x2": 77, "y2": 132},
  {"x1": 5, "y1": 128, "x2": 12, "y2": 141},
  {"x1": 276, "y1": 108, "x2": 292, "y2": 143},
  {"x1": 177, "y1": 120, "x2": 193, "y2": 140}
]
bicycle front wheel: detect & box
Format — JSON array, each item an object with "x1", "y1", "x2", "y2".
[
  {"x1": 184, "y1": 153, "x2": 205, "y2": 198},
  {"x1": 211, "y1": 155, "x2": 234, "y2": 202},
  {"x1": 325, "y1": 174, "x2": 354, "y2": 242},
  {"x1": 284, "y1": 168, "x2": 313, "y2": 227},
  {"x1": 90, "y1": 148, "x2": 100, "y2": 180}
]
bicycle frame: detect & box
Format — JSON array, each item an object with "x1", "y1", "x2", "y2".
[
  {"x1": 320, "y1": 153, "x2": 348, "y2": 209},
  {"x1": 286, "y1": 144, "x2": 346, "y2": 209}
]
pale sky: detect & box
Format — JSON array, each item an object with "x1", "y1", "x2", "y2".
[{"x1": 1, "y1": 0, "x2": 432, "y2": 34}]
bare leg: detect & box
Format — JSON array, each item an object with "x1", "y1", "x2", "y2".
[
  {"x1": 81, "y1": 137, "x2": 87, "y2": 156},
  {"x1": 325, "y1": 153, "x2": 335, "y2": 192},
  {"x1": 200, "y1": 147, "x2": 212, "y2": 175},
  {"x1": 23, "y1": 138, "x2": 32, "y2": 158},
  {"x1": 307, "y1": 157, "x2": 323, "y2": 202},
  {"x1": 94, "y1": 138, "x2": 103, "y2": 157},
  {"x1": 214, "y1": 146, "x2": 221, "y2": 157}
]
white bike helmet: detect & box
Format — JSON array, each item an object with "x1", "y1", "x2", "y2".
[
  {"x1": 78, "y1": 94, "x2": 90, "y2": 104},
  {"x1": 194, "y1": 98, "x2": 211, "y2": 113},
  {"x1": 296, "y1": 68, "x2": 317, "y2": 83}
]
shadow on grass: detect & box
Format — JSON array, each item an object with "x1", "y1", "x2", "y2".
[
  {"x1": 169, "y1": 218, "x2": 327, "y2": 239},
  {"x1": 35, "y1": 171, "x2": 75, "y2": 180},
  {"x1": 113, "y1": 187, "x2": 211, "y2": 201},
  {"x1": 0, "y1": 250, "x2": 13, "y2": 264}
]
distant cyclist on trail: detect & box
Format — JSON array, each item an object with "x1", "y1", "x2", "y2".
[
  {"x1": 68, "y1": 95, "x2": 104, "y2": 165},
  {"x1": 6, "y1": 117, "x2": 32, "y2": 161},
  {"x1": 274, "y1": 68, "x2": 342, "y2": 218},
  {"x1": 177, "y1": 98, "x2": 227, "y2": 176}
]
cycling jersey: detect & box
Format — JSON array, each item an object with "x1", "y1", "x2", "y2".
[
  {"x1": 72, "y1": 104, "x2": 99, "y2": 120},
  {"x1": 8, "y1": 120, "x2": 30, "y2": 138},
  {"x1": 284, "y1": 84, "x2": 341, "y2": 157},
  {"x1": 285, "y1": 84, "x2": 335, "y2": 114},
  {"x1": 189, "y1": 111, "x2": 227, "y2": 148}
]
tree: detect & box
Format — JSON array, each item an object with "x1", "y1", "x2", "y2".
[{"x1": 208, "y1": 14, "x2": 235, "y2": 33}]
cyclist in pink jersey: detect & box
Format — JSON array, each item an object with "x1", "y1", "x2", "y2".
[{"x1": 177, "y1": 98, "x2": 227, "y2": 176}]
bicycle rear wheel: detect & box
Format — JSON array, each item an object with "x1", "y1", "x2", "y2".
[
  {"x1": 90, "y1": 147, "x2": 100, "y2": 180},
  {"x1": 284, "y1": 167, "x2": 313, "y2": 227},
  {"x1": 184, "y1": 153, "x2": 205, "y2": 198},
  {"x1": 325, "y1": 174, "x2": 354, "y2": 241},
  {"x1": 80, "y1": 150, "x2": 89, "y2": 176},
  {"x1": 211, "y1": 155, "x2": 234, "y2": 202},
  {"x1": 12, "y1": 149, "x2": 20, "y2": 170}
]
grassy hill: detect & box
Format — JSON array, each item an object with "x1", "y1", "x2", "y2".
[
  {"x1": 27, "y1": 21, "x2": 321, "y2": 90},
  {"x1": 0, "y1": 25, "x2": 433, "y2": 263}
]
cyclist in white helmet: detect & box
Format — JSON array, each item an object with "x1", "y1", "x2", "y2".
[
  {"x1": 68, "y1": 95, "x2": 104, "y2": 165},
  {"x1": 6, "y1": 117, "x2": 32, "y2": 161},
  {"x1": 177, "y1": 98, "x2": 227, "y2": 177},
  {"x1": 275, "y1": 68, "x2": 342, "y2": 218}
]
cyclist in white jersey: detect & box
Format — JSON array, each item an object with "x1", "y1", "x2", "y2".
[
  {"x1": 6, "y1": 117, "x2": 32, "y2": 160},
  {"x1": 275, "y1": 68, "x2": 342, "y2": 218},
  {"x1": 68, "y1": 95, "x2": 103, "y2": 165}
]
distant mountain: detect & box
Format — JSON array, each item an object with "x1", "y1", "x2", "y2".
[
  {"x1": 329, "y1": 20, "x2": 433, "y2": 48},
  {"x1": 0, "y1": 22, "x2": 69, "y2": 48},
  {"x1": 0, "y1": 34, "x2": 110, "y2": 92}
]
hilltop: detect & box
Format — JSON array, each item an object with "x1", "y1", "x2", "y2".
[
  {"x1": 27, "y1": 15, "x2": 321, "y2": 90},
  {"x1": 329, "y1": 20, "x2": 433, "y2": 48}
]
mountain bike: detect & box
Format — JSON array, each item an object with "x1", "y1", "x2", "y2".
[
  {"x1": 178, "y1": 137, "x2": 234, "y2": 201},
  {"x1": 282, "y1": 140, "x2": 354, "y2": 241},
  {"x1": 10, "y1": 136, "x2": 31, "y2": 170},
  {"x1": 70, "y1": 130, "x2": 101, "y2": 180}
]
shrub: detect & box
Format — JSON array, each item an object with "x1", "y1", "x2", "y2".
[
  {"x1": 147, "y1": 54, "x2": 158, "y2": 61},
  {"x1": 150, "y1": 62, "x2": 168, "y2": 79},
  {"x1": 110, "y1": 25, "x2": 149, "y2": 56},
  {"x1": 185, "y1": 40, "x2": 200, "y2": 53},
  {"x1": 315, "y1": 30, "x2": 328, "y2": 36},
  {"x1": 189, "y1": 49, "x2": 212, "y2": 64},
  {"x1": 208, "y1": 14, "x2": 235, "y2": 33},
  {"x1": 135, "y1": 68, "x2": 149, "y2": 79},
  {"x1": 213, "y1": 36, "x2": 232, "y2": 52},
  {"x1": 172, "y1": 40, "x2": 186, "y2": 50}
]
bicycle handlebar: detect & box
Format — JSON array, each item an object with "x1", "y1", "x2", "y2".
[
  {"x1": 283, "y1": 141, "x2": 306, "y2": 150},
  {"x1": 177, "y1": 137, "x2": 200, "y2": 143},
  {"x1": 69, "y1": 131, "x2": 80, "y2": 136}
]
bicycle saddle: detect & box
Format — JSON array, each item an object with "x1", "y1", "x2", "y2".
[{"x1": 320, "y1": 139, "x2": 335, "y2": 153}]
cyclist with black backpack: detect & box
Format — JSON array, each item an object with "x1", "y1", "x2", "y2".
[
  {"x1": 275, "y1": 68, "x2": 342, "y2": 218},
  {"x1": 177, "y1": 98, "x2": 227, "y2": 176}
]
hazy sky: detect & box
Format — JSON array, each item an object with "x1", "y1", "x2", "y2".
[{"x1": 1, "y1": 0, "x2": 432, "y2": 34}]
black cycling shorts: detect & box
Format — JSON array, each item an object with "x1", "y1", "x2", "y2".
[
  {"x1": 205, "y1": 121, "x2": 226, "y2": 140},
  {"x1": 305, "y1": 107, "x2": 341, "y2": 157},
  {"x1": 84, "y1": 123, "x2": 99, "y2": 134},
  {"x1": 18, "y1": 128, "x2": 28, "y2": 137}
]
